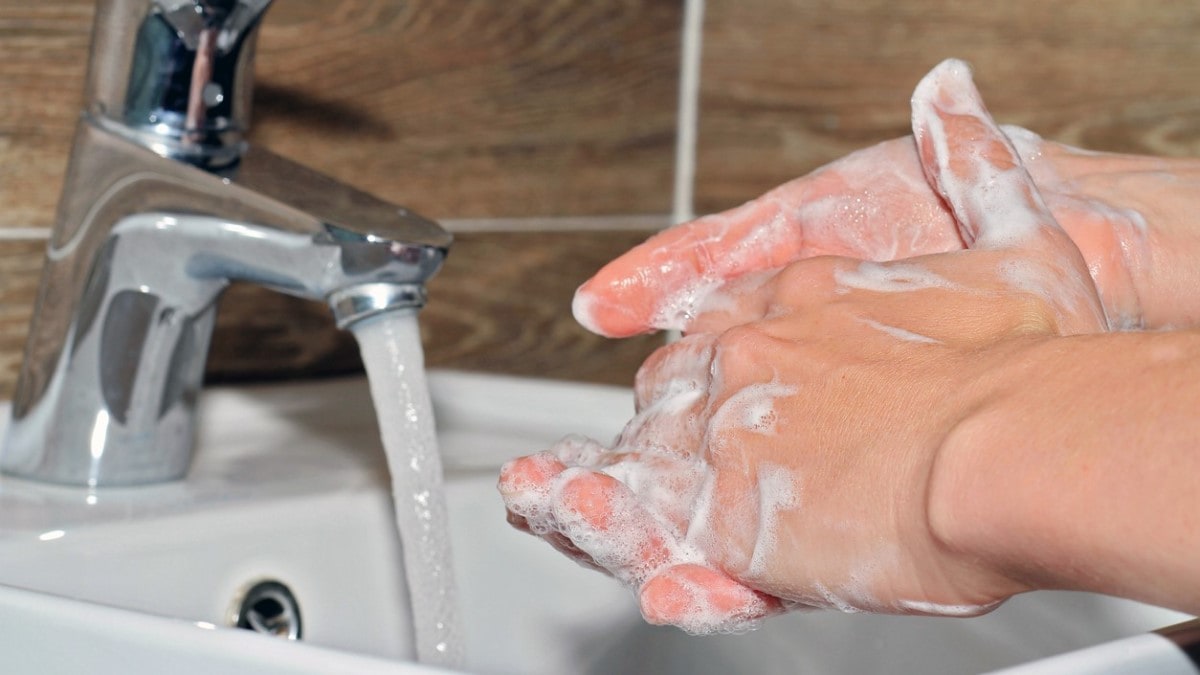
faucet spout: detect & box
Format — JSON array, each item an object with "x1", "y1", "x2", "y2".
[{"x1": 2, "y1": 0, "x2": 452, "y2": 486}]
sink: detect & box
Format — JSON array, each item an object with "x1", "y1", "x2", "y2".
[{"x1": 0, "y1": 371, "x2": 1188, "y2": 673}]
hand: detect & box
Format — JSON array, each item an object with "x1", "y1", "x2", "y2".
[
  {"x1": 499, "y1": 59, "x2": 1108, "y2": 633},
  {"x1": 572, "y1": 95, "x2": 1170, "y2": 340}
]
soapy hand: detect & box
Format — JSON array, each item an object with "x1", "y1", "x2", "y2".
[
  {"x1": 499, "y1": 59, "x2": 1109, "y2": 632},
  {"x1": 572, "y1": 92, "x2": 1157, "y2": 340}
]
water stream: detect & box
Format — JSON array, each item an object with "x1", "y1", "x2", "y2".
[{"x1": 352, "y1": 313, "x2": 463, "y2": 667}]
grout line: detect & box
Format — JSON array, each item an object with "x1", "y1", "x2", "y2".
[
  {"x1": 665, "y1": 0, "x2": 706, "y2": 346},
  {"x1": 672, "y1": 0, "x2": 706, "y2": 227},
  {"x1": 0, "y1": 228, "x2": 52, "y2": 241},
  {"x1": 440, "y1": 213, "x2": 671, "y2": 233},
  {"x1": 0, "y1": 217, "x2": 673, "y2": 240}
]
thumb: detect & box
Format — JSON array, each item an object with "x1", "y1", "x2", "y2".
[
  {"x1": 910, "y1": 59, "x2": 1108, "y2": 331},
  {"x1": 910, "y1": 59, "x2": 1059, "y2": 252}
]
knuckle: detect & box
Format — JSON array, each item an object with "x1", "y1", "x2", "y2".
[
  {"x1": 634, "y1": 334, "x2": 715, "y2": 410},
  {"x1": 775, "y1": 256, "x2": 844, "y2": 293},
  {"x1": 712, "y1": 324, "x2": 777, "y2": 382},
  {"x1": 766, "y1": 256, "x2": 852, "y2": 310}
]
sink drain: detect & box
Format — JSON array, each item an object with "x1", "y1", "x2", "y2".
[{"x1": 230, "y1": 580, "x2": 302, "y2": 640}]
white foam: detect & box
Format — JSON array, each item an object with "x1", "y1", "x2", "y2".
[
  {"x1": 809, "y1": 581, "x2": 865, "y2": 614},
  {"x1": 660, "y1": 568, "x2": 770, "y2": 636},
  {"x1": 896, "y1": 598, "x2": 1000, "y2": 616},
  {"x1": 654, "y1": 277, "x2": 725, "y2": 331},
  {"x1": 1000, "y1": 124, "x2": 1044, "y2": 155},
  {"x1": 693, "y1": 269, "x2": 775, "y2": 318},
  {"x1": 647, "y1": 378, "x2": 705, "y2": 417},
  {"x1": 570, "y1": 287, "x2": 604, "y2": 335},
  {"x1": 517, "y1": 452, "x2": 702, "y2": 587},
  {"x1": 547, "y1": 434, "x2": 608, "y2": 468},
  {"x1": 860, "y1": 318, "x2": 942, "y2": 345},
  {"x1": 835, "y1": 261, "x2": 957, "y2": 294},
  {"x1": 519, "y1": 405, "x2": 794, "y2": 637},
  {"x1": 680, "y1": 464, "x2": 719, "y2": 551},
  {"x1": 649, "y1": 198, "x2": 798, "y2": 331},
  {"x1": 747, "y1": 463, "x2": 801, "y2": 579},
  {"x1": 707, "y1": 382, "x2": 797, "y2": 435}
]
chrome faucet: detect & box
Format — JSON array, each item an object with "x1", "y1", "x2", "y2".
[{"x1": 2, "y1": 0, "x2": 452, "y2": 486}]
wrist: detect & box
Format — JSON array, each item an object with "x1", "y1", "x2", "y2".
[
  {"x1": 928, "y1": 331, "x2": 1200, "y2": 612},
  {"x1": 925, "y1": 337, "x2": 1047, "y2": 595}
]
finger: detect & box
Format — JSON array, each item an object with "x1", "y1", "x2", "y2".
[
  {"x1": 544, "y1": 434, "x2": 609, "y2": 470},
  {"x1": 683, "y1": 270, "x2": 777, "y2": 335},
  {"x1": 501, "y1": 453, "x2": 678, "y2": 578},
  {"x1": 632, "y1": 333, "x2": 715, "y2": 413},
  {"x1": 685, "y1": 256, "x2": 852, "y2": 338},
  {"x1": 573, "y1": 197, "x2": 807, "y2": 338},
  {"x1": 543, "y1": 530, "x2": 609, "y2": 575},
  {"x1": 505, "y1": 510, "x2": 530, "y2": 532},
  {"x1": 505, "y1": 491, "x2": 609, "y2": 573},
  {"x1": 498, "y1": 453, "x2": 566, "y2": 499},
  {"x1": 910, "y1": 59, "x2": 1061, "y2": 251},
  {"x1": 910, "y1": 59, "x2": 1107, "y2": 330},
  {"x1": 552, "y1": 468, "x2": 676, "y2": 587},
  {"x1": 498, "y1": 452, "x2": 568, "y2": 536},
  {"x1": 639, "y1": 563, "x2": 786, "y2": 634},
  {"x1": 572, "y1": 133, "x2": 971, "y2": 338}
]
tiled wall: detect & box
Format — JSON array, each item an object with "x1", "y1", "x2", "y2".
[{"x1": 3, "y1": 1, "x2": 1199, "y2": 398}]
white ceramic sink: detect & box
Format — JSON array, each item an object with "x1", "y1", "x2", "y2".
[{"x1": 0, "y1": 371, "x2": 1189, "y2": 673}]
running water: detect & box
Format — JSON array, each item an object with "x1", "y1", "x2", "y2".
[{"x1": 351, "y1": 313, "x2": 463, "y2": 667}]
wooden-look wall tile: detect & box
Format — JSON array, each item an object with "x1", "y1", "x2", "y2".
[
  {"x1": 0, "y1": 3, "x2": 92, "y2": 229},
  {"x1": 0, "y1": 239, "x2": 47, "y2": 399},
  {"x1": 696, "y1": 0, "x2": 1200, "y2": 213},
  {"x1": 254, "y1": 1, "x2": 683, "y2": 219},
  {"x1": 420, "y1": 229, "x2": 661, "y2": 384}
]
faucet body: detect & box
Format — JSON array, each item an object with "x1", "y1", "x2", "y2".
[{"x1": 3, "y1": 0, "x2": 451, "y2": 486}]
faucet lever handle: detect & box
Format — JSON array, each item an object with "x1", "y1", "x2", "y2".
[
  {"x1": 102, "y1": 0, "x2": 274, "y2": 168},
  {"x1": 154, "y1": 0, "x2": 272, "y2": 51}
]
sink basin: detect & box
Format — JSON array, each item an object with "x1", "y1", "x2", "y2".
[{"x1": 0, "y1": 371, "x2": 1189, "y2": 673}]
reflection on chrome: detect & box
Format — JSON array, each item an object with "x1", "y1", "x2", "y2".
[{"x1": 1, "y1": 0, "x2": 451, "y2": 488}]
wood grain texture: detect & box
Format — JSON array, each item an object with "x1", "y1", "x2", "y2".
[
  {"x1": 253, "y1": 0, "x2": 682, "y2": 219},
  {"x1": 0, "y1": 240, "x2": 44, "y2": 399},
  {"x1": 418, "y1": 230, "x2": 661, "y2": 384},
  {"x1": 0, "y1": 4, "x2": 92, "y2": 228},
  {"x1": 695, "y1": 0, "x2": 1200, "y2": 212}
]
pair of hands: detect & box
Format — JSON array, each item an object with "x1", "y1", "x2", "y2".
[{"x1": 499, "y1": 59, "x2": 1155, "y2": 633}]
